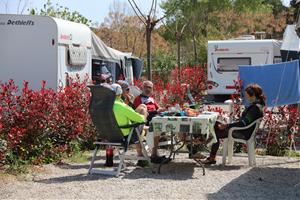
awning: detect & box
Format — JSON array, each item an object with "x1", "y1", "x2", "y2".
[{"x1": 91, "y1": 32, "x2": 131, "y2": 65}]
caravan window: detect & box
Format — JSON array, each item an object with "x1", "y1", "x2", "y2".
[{"x1": 217, "y1": 57, "x2": 251, "y2": 72}]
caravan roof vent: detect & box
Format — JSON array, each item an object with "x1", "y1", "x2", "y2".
[{"x1": 233, "y1": 35, "x2": 256, "y2": 40}]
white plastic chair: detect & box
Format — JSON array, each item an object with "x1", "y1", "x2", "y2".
[{"x1": 222, "y1": 118, "x2": 262, "y2": 166}]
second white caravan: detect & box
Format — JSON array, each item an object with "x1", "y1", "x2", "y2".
[{"x1": 207, "y1": 39, "x2": 282, "y2": 97}]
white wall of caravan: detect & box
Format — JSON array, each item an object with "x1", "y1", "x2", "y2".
[
  {"x1": 208, "y1": 52, "x2": 272, "y2": 94},
  {"x1": 52, "y1": 17, "x2": 92, "y2": 88},
  {"x1": 207, "y1": 40, "x2": 280, "y2": 95},
  {"x1": 0, "y1": 14, "x2": 58, "y2": 90}
]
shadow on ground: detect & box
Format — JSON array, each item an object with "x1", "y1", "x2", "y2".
[
  {"x1": 35, "y1": 160, "x2": 203, "y2": 184},
  {"x1": 206, "y1": 167, "x2": 300, "y2": 200}
]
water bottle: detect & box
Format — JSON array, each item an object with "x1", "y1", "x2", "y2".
[
  {"x1": 105, "y1": 145, "x2": 114, "y2": 167},
  {"x1": 175, "y1": 104, "x2": 181, "y2": 112}
]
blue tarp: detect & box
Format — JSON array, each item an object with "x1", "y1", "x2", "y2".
[{"x1": 239, "y1": 60, "x2": 300, "y2": 107}]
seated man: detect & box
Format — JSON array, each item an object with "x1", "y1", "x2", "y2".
[
  {"x1": 133, "y1": 80, "x2": 168, "y2": 163},
  {"x1": 133, "y1": 80, "x2": 164, "y2": 123}
]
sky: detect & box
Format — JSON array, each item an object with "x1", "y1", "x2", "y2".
[
  {"x1": 0, "y1": 0, "x2": 293, "y2": 25},
  {"x1": 0, "y1": 0, "x2": 164, "y2": 25}
]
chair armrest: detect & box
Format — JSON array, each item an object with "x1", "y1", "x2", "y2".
[
  {"x1": 119, "y1": 122, "x2": 145, "y2": 129},
  {"x1": 228, "y1": 118, "x2": 262, "y2": 137}
]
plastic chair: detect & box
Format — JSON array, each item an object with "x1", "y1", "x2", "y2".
[
  {"x1": 87, "y1": 85, "x2": 150, "y2": 177},
  {"x1": 222, "y1": 118, "x2": 262, "y2": 166}
]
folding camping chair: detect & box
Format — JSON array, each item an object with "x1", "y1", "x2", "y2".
[
  {"x1": 222, "y1": 118, "x2": 262, "y2": 166},
  {"x1": 87, "y1": 85, "x2": 151, "y2": 177}
]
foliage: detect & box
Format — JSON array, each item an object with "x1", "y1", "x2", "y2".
[
  {"x1": 98, "y1": 0, "x2": 289, "y2": 68},
  {"x1": 0, "y1": 77, "x2": 96, "y2": 170},
  {"x1": 162, "y1": 65, "x2": 207, "y2": 105},
  {"x1": 261, "y1": 105, "x2": 299, "y2": 156},
  {"x1": 152, "y1": 49, "x2": 176, "y2": 84},
  {"x1": 29, "y1": 0, "x2": 91, "y2": 25},
  {"x1": 96, "y1": 1, "x2": 170, "y2": 60},
  {"x1": 136, "y1": 64, "x2": 207, "y2": 107},
  {"x1": 65, "y1": 150, "x2": 91, "y2": 164},
  {"x1": 160, "y1": 0, "x2": 288, "y2": 63}
]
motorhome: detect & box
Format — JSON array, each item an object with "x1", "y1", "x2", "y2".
[
  {"x1": 207, "y1": 39, "x2": 282, "y2": 98},
  {"x1": 0, "y1": 14, "x2": 142, "y2": 90}
]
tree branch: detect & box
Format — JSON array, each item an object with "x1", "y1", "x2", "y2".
[
  {"x1": 17, "y1": 0, "x2": 21, "y2": 14},
  {"x1": 181, "y1": 23, "x2": 188, "y2": 34},
  {"x1": 127, "y1": 0, "x2": 146, "y2": 25},
  {"x1": 5, "y1": 0, "x2": 9, "y2": 14},
  {"x1": 20, "y1": 0, "x2": 29, "y2": 14},
  {"x1": 153, "y1": 0, "x2": 158, "y2": 19},
  {"x1": 161, "y1": 19, "x2": 173, "y2": 34},
  {"x1": 149, "y1": 0, "x2": 155, "y2": 17},
  {"x1": 130, "y1": 0, "x2": 147, "y2": 21}
]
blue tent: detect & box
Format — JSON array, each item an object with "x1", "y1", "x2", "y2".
[{"x1": 239, "y1": 60, "x2": 300, "y2": 107}]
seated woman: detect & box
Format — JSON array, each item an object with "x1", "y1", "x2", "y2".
[{"x1": 203, "y1": 83, "x2": 265, "y2": 164}]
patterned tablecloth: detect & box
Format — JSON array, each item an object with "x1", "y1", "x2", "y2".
[{"x1": 151, "y1": 111, "x2": 219, "y2": 146}]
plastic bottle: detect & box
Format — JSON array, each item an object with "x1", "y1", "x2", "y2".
[
  {"x1": 105, "y1": 145, "x2": 114, "y2": 167},
  {"x1": 175, "y1": 103, "x2": 181, "y2": 112}
]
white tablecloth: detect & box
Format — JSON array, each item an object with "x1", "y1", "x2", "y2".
[{"x1": 151, "y1": 111, "x2": 219, "y2": 146}]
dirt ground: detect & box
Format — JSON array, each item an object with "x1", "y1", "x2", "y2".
[{"x1": 0, "y1": 152, "x2": 299, "y2": 200}]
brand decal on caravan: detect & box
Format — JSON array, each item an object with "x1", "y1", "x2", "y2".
[
  {"x1": 60, "y1": 34, "x2": 73, "y2": 40},
  {"x1": 6, "y1": 19, "x2": 34, "y2": 26},
  {"x1": 214, "y1": 45, "x2": 229, "y2": 52}
]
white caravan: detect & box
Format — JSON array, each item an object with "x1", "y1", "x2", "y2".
[
  {"x1": 0, "y1": 14, "x2": 92, "y2": 90},
  {"x1": 0, "y1": 14, "x2": 143, "y2": 90},
  {"x1": 207, "y1": 39, "x2": 282, "y2": 96}
]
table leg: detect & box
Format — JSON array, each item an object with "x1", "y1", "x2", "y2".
[
  {"x1": 173, "y1": 142, "x2": 185, "y2": 159},
  {"x1": 189, "y1": 133, "x2": 206, "y2": 176},
  {"x1": 157, "y1": 131, "x2": 175, "y2": 174},
  {"x1": 194, "y1": 158, "x2": 206, "y2": 176}
]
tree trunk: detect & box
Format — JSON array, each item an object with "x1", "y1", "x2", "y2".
[
  {"x1": 132, "y1": 34, "x2": 138, "y2": 54},
  {"x1": 177, "y1": 38, "x2": 181, "y2": 81},
  {"x1": 125, "y1": 31, "x2": 129, "y2": 49},
  {"x1": 146, "y1": 28, "x2": 152, "y2": 81},
  {"x1": 192, "y1": 33, "x2": 198, "y2": 63}
]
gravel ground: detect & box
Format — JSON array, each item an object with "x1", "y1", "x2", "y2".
[{"x1": 0, "y1": 151, "x2": 299, "y2": 200}]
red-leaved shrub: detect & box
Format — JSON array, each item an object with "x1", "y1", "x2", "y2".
[
  {"x1": 135, "y1": 65, "x2": 207, "y2": 107},
  {"x1": 0, "y1": 76, "x2": 96, "y2": 165}
]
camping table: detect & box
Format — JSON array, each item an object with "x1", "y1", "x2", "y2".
[{"x1": 151, "y1": 111, "x2": 219, "y2": 175}]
